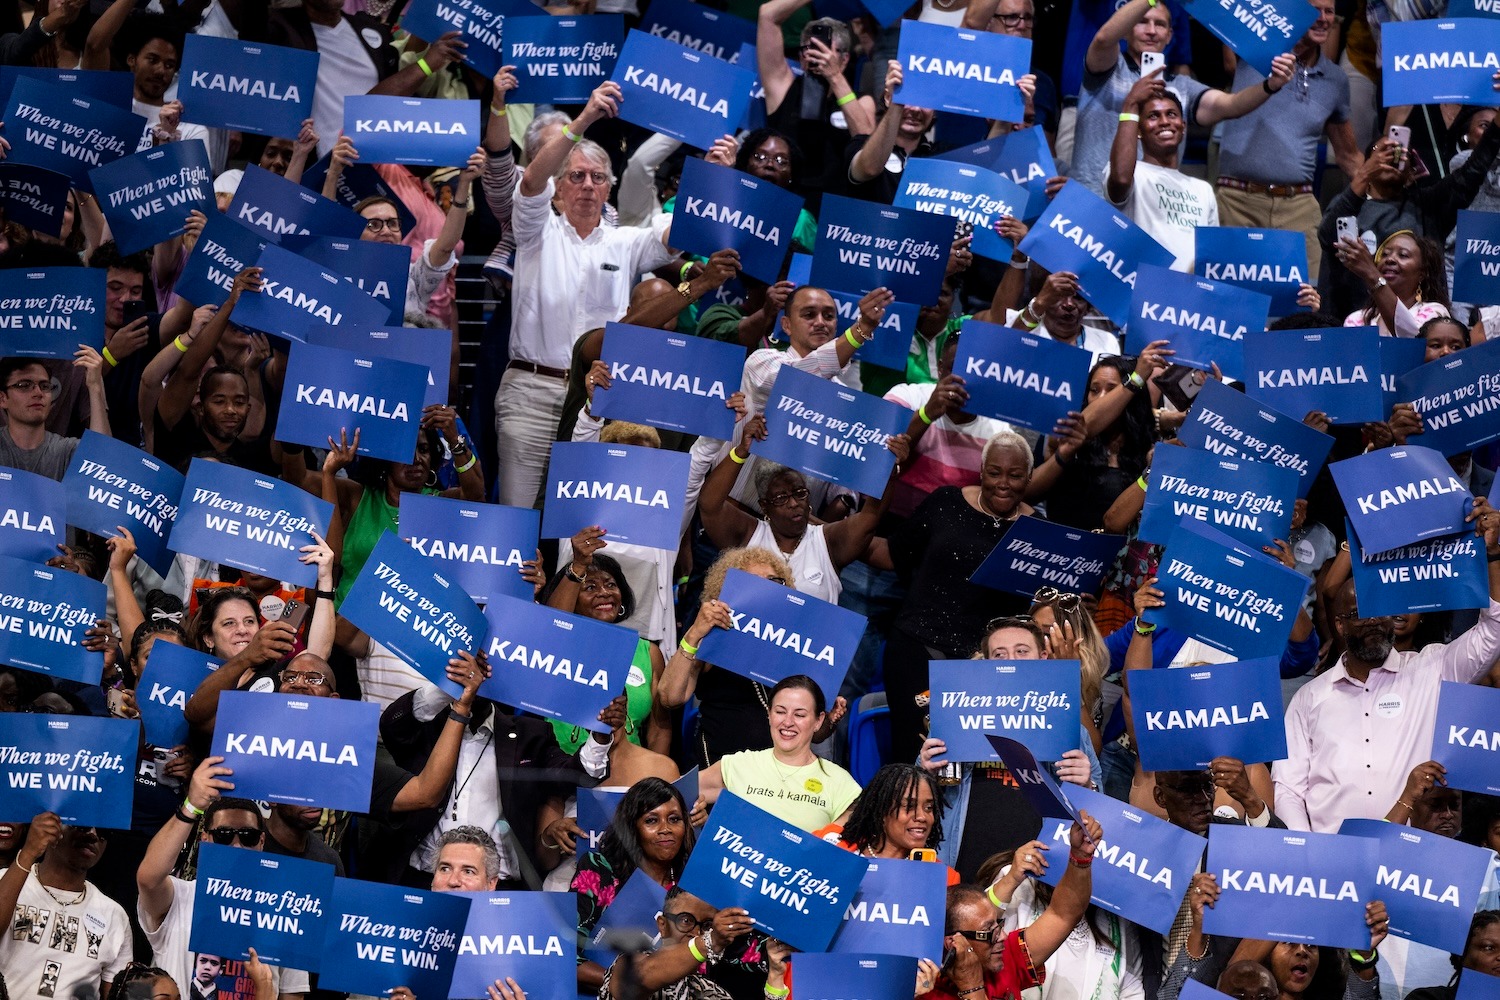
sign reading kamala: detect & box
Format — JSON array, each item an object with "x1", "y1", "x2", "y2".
[
  {"x1": 1139, "y1": 446, "x2": 1296, "y2": 549},
  {"x1": 307, "y1": 325, "x2": 446, "y2": 409},
  {"x1": 1184, "y1": 0, "x2": 1318, "y2": 75},
  {"x1": 344, "y1": 96, "x2": 481, "y2": 167},
  {"x1": 479, "y1": 595, "x2": 638, "y2": 733},
  {"x1": 681, "y1": 791, "x2": 869, "y2": 952},
  {"x1": 811, "y1": 194, "x2": 954, "y2": 304},
  {"x1": 757, "y1": 366, "x2": 909, "y2": 497},
  {"x1": 1204, "y1": 827, "x2": 1377, "y2": 948},
  {"x1": 894, "y1": 19, "x2": 1030, "y2": 121},
  {"x1": 671, "y1": 157, "x2": 803, "y2": 283},
  {"x1": 190, "y1": 842, "x2": 335, "y2": 972},
  {"x1": 0, "y1": 163, "x2": 73, "y2": 238},
  {"x1": 0, "y1": 555, "x2": 105, "y2": 684},
  {"x1": 1242, "y1": 326, "x2": 1383, "y2": 425},
  {"x1": 1195, "y1": 227, "x2": 1309, "y2": 315},
  {"x1": 1340, "y1": 818, "x2": 1495, "y2": 954},
  {"x1": 211, "y1": 691, "x2": 380, "y2": 812},
  {"x1": 63, "y1": 431, "x2": 183, "y2": 577},
  {"x1": 400, "y1": 0, "x2": 517, "y2": 78},
  {"x1": 542, "y1": 442, "x2": 689, "y2": 551},
  {"x1": 0, "y1": 468, "x2": 62, "y2": 563},
  {"x1": 592, "y1": 321, "x2": 745, "y2": 440},
  {"x1": 234, "y1": 242, "x2": 390, "y2": 341},
  {"x1": 1349, "y1": 519, "x2": 1489, "y2": 617},
  {"x1": 1126, "y1": 265, "x2": 1271, "y2": 380},
  {"x1": 969, "y1": 516, "x2": 1124, "y2": 598},
  {"x1": 828, "y1": 858, "x2": 946, "y2": 960},
  {"x1": 89, "y1": 140, "x2": 213, "y2": 255},
  {"x1": 1178, "y1": 380, "x2": 1333, "y2": 499},
  {"x1": 1381, "y1": 20, "x2": 1500, "y2": 107},
  {"x1": 610, "y1": 30, "x2": 754, "y2": 150},
  {"x1": 507, "y1": 15, "x2": 623, "y2": 104},
  {"x1": 1453, "y1": 209, "x2": 1500, "y2": 303},
  {"x1": 935, "y1": 127, "x2": 1059, "y2": 222},
  {"x1": 2, "y1": 78, "x2": 144, "y2": 188},
  {"x1": 952, "y1": 319, "x2": 1090, "y2": 433},
  {"x1": 1333, "y1": 445, "x2": 1473, "y2": 555},
  {"x1": 283, "y1": 235, "x2": 410, "y2": 325},
  {"x1": 1128, "y1": 658, "x2": 1286, "y2": 771},
  {"x1": 341, "y1": 532, "x2": 487, "y2": 700},
  {"x1": 1432, "y1": 680, "x2": 1500, "y2": 794},
  {"x1": 0, "y1": 714, "x2": 135, "y2": 828},
  {"x1": 0, "y1": 267, "x2": 104, "y2": 358},
  {"x1": 894, "y1": 158, "x2": 1029, "y2": 261},
  {"x1": 401, "y1": 494, "x2": 538, "y2": 604},
  {"x1": 175, "y1": 212, "x2": 271, "y2": 309},
  {"x1": 1019, "y1": 180, "x2": 1174, "y2": 327},
  {"x1": 320, "y1": 879, "x2": 471, "y2": 999},
  {"x1": 451, "y1": 892, "x2": 576, "y2": 1000},
  {"x1": 170, "y1": 459, "x2": 333, "y2": 586},
  {"x1": 986, "y1": 735, "x2": 1082, "y2": 823},
  {"x1": 137, "y1": 642, "x2": 220, "y2": 750},
  {"x1": 1396, "y1": 338, "x2": 1500, "y2": 455},
  {"x1": 641, "y1": 0, "x2": 755, "y2": 62},
  {"x1": 1035, "y1": 785, "x2": 1208, "y2": 936},
  {"x1": 230, "y1": 164, "x2": 367, "y2": 244},
  {"x1": 1149, "y1": 518, "x2": 1309, "y2": 660},
  {"x1": 928, "y1": 660, "x2": 1081, "y2": 762},
  {"x1": 178, "y1": 35, "x2": 318, "y2": 137},
  {"x1": 796, "y1": 955, "x2": 921, "y2": 1000},
  {"x1": 278, "y1": 343, "x2": 426, "y2": 464}
]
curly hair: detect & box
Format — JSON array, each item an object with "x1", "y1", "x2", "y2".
[
  {"x1": 701, "y1": 547, "x2": 795, "y2": 602},
  {"x1": 838, "y1": 763, "x2": 944, "y2": 854},
  {"x1": 1357, "y1": 232, "x2": 1451, "y2": 326},
  {"x1": 734, "y1": 127, "x2": 805, "y2": 187},
  {"x1": 538, "y1": 552, "x2": 637, "y2": 623}
]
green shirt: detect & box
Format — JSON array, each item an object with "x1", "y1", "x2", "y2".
[{"x1": 551, "y1": 638, "x2": 654, "y2": 752}]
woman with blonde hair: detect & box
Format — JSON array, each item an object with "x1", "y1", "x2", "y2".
[{"x1": 1029, "y1": 587, "x2": 1111, "y2": 755}]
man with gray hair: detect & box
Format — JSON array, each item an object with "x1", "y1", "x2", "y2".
[{"x1": 430, "y1": 826, "x2": 502, "y2": 893}]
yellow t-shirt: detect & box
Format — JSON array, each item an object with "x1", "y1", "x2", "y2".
[{"x1": 720, "y1": 749, "x2": 862, "y2": 832}]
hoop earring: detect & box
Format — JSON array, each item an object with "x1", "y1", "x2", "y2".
[
  {"x1": 616, "y1": 605, "x2": 628, "y2": 622},
  {"x1": 426, "y1": 469, "x2": 439, "y2": 489}
]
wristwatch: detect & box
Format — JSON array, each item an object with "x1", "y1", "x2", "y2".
[{"x1": 676, "y1": 279, "x2": 694, "y2": 299}]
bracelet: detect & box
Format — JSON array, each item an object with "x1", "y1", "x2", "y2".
[
  {"x1": 1119, "y1": 112, "x2": 1140, "y2": 123},
  {"x1": 562, "y1": 125, "x2": 583, "y2": 143},
  {"x1": 687, "y1": 937, "x2": 707, "y2": 963},
  {"x1": 490, "y1": 104, "x2": 508, "y2": 117},
  {"x1": 836, "y1": 91, "x2": 857, "y2": 107},
  {"x1": 729, "y1": 448, "x2": 748, "y2": 465},
  {"x1": 418, "y1": 56, "x2": 434, "y2": 77},
  {"x1": 455, "y1": 453, "x2": 478, "y2": 474},
  {"x1": 680, "y1": 261, "x2": 694, "y2": 283},
  {"x1": 959, "y1": 988, "x2": 986, "y2": 998},
  {"x1": 764, "y1": 986, "x2": 790, "y2": 999},
  {"x1": 1019, "y1": 303, "x2": 1042, "y2": 330},
  {"x1": 1397, "y1": 799, "x2": 1414, "y2": 810},
  {"x1": 453, "y1": 199, "x2": 469, "y2": 210},
  {"x1": 1009, "y1": 255, "x2": 1029, "y2": 269},
  {"x1": 314, "y1": 589, "x2": 336, "y2": 602},
  {"x1": 1262, "y1": 78, "x2": 1275, "y2": 95},
  {"x1": 173, "y1": 336, "x2": 189, "y2": 353},
  {"x1": 1126, "y1": 371, "x2": 1146, "y2": 392},
  {"x1": 1186, "y1": 936, "x2": 1210, "y2": 962},
  {"x1": 564, "y1": 564, "x2": 587, "y2": 584},
  {"x1": 1135, "y1": 616, "x2": 1157, "y2": 635},
  {"x1": 918, "y1": 405, "x2": 934, "y2": 425},
  {"x1": 679, "y1": 638, "x2": 700, "y2": 657},
  {"x1": 14, "y1": 858, "x2": 32, "y2": 873},
  {"x1": 1488, "y1": 550, "x2": 1500, "y2": 563},
  {"x1": 182, "y1": 798, "x2": 204, "y2": 817},
  {"x1": 844, "y1": 326, "x2": 869, "y2": 348},
  {"x1": 985, "y1": 884, "x2": 1009, "y2": 909},
  {"x1": 1137, "y1": 473, "x2": 1149, "y2": 491},
  {"x1": 1348, "y1": 949, "x2": 1379, "y2": 971},
  {"x1": 1069, "y1": 852, "x2": 1094, "y2": 867},
  {"x1": 102, "y1": 346, "x2": 118, "y2": 367},
  {"x1": 448, "y1": 706, "x2": 474, "y2": 725}
]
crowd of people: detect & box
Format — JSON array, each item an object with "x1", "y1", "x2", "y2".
[{"x1": 0, "y1": 0, "x2": 1499, "y2": 999}]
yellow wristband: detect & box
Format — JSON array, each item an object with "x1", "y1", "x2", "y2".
[
  {"x1": 679, "y1": 638, "x2": 699, "y2": 656},
  {"x1": 918, "y1": 405, "x2": 934, "y2": 425},
  {"x1": 765, "y1": 986, "x2": 790, "y2": 999},
  {"x1": 836, "y1": 91, "x2": 857, "y2": 108},
  {"x1": 687, "y1": 938, "x2": 706, "y2": 963},
  {"x1": 562, "y1": 125, "x2": 583, "y2": 143},
  {"x1": 986, "y1": 885, "x2": 1006, "y2": 909},
  {"x1": 1137, "y1": 474, "x2": 1149, "y2": 491},
  {"x1": 490, "y1": 104, "x2": 508, "y2": 117},
  {"x1": 729, "y1": 448, "x2": 747, "y2": 465},
  {"x1": 455, "y1": 453, "x2": 478, "y2": 474},
  {"x1": 418, "y1": 56, "x2": 434, "y2": 77},
  {"x1": 102, "y1": 346, "x2": 118, "y2": 367},
  {"x1": 1119, "y1": 112, "x2": 1141, "y2": 123},
  {"x1": 173, "y1": 336, "x2": 189, "y2": 353}
]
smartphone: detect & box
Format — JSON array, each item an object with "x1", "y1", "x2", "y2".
[
  {"x1": 909, "y1": 848, "x2": 938, "y2": 862},
  {"x1": 1387, "y1": 124, "x2": 1411, "y2": 152},
  {"x1": 280, "y1": 598, "x2": 309, "y2": 632},
  {"x1": 121, "y1": 298, "x2": 162, "y2": 339},
  {"x1": 807, "y1": 22, "x2": 834, "y2": 47},
  {"x1": 140, "y1": 746, "x2": 183, "y2": 789},
  {"x1": 1153, "y1": 364, "x2": 1208, "y2": 411},
  {"x1": 106, "y1": 687, "x2": 129, "y2": 718},
  {"x1": 1336, "y1": 215, "x2": 1359, "y2": 244},
  {"x1": 1140, "y1": 51, "x2": 1165, "y2": 77}
]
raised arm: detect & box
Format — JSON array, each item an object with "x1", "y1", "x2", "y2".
[
  {"x1": 1087, "y1": 0, "x2": 1152, "y2": 74},
  {"x1": 283, "y1": 119, "x2": 320, "y2": 186},
  {"x1": 391, "y1": 654, "x2": 488, "y2": 811},
  {"x1": 757, "y1": 0, "x2": 812, "y2": 113},
  {"x1": 139, "y1": 757, "x2": 233, "y2": 927},
  {"x1": 1196, "y1": 54, "x2": 1293, "y2": 126},
  {"x1": 522, "y1": 82, "x2": 619, "y2": 198},
  {"x1": 824, "y1": 434, "x2": 909, "y2": 567},
  {"x1": 851, "y1": 62, "x2": 907, "y2": 184},
  {"x1": 428, "y1": 148, "x2": 485, "y2": 267},
  {"x1": 106, "y1": 529, "x2": 146, "y2": 661},
  {"x1": 370, "y1": 31, "x2": 466, "y2": 97},
  {"x1": 1108, "y1": 74, "x2": 1166, "y2": 204},
  {"x1": 82, "y1": 0, "x2": 134, "y2": 69},
  {"x1": 659, "y1": 600, "x2": 734, "y2": 708},
  {"x1": 1020, "y1": 810, "x2": 1103, "y2": 964},
  {"x1": 77, "y1": 346, "x2": 110, "y2": 437},
  {"x1": 699, "y1": 417, "x2": 765, "y2": 550},
  {"x1": 157, "y1": 267, "x2": 261, "y2": 431}
]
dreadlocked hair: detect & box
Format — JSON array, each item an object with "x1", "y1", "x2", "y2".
[{"x1": 838, "y1": 763, "x2": 943, "y2": 854}]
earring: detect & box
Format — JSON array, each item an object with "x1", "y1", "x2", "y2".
[{"x1": 616, "y1": 605, "x2": 628, "y2": 622}]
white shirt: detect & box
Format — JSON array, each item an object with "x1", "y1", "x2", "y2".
[
  {"x1": 140, "y1": 876, "x2": 308, "y2": 999},
  {"x1": 132, "y1": 99, "x2": 210, "y2": 154},
  {"x1": 0, "y1": 870, "x2": 130, "y2": 999},
  {"x1": 748, "y1": 521, "x2": 842, "y2": 604},
  {"x1": 1109, "y1": 160, "x2": 1219, "y2": 272},
  {"x1": 1003, "y1": 878, "x2": 1146, "y2": 1000},
  {"x1": 310, "y1": 18, "x2": 379, "y2": 157},
  {"x1": 1004, "y1": 309, "x2": 1121, "y2": 369}
]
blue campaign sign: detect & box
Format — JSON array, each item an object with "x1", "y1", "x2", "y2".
[
  {"x1": 307, "y1": 325, "x2": 447, "y2": 409},
  {"x1": 575, "y1": 769, "x2": 700, "y2": 861},
  {"x1": 592, "y1": 321, "x2": 745, "y2": 440},
  {"x1": 811, "y1": 193, "x2": 954, "y2": 304},
  {"x1": 302, "y1": 155, "x2": 419, "y2": 238},
  {"x1": 63, "y1": 431, "x2": 183, "y2": 577},
  {"x1": 681, "y1": 791, "x2": 869, "y2": 952},
  {"x1": 0, "y1": 468, "x2": 63, "y2": 563},
  {"x1": 452, "y1": 891, "x2": 576, "y2": 1000},
  {"x1": 400, "y1": 0, "x2": 520, "y2": 78},
  {"x1": 0, "y1": 163, "x2": 72, "y2": 238},
  {"x1": 641, "y1": 1, "x2": 756, "y2": 62},
  {"x1": 952, "y1": 318, "x2": 1090, "y2": 433},
  {"x1": 0, "y1": 556, "x2": 104, "y2": 683},
  {"x1": 1126, "y1": 264, "x2": 1271, "y2": 380},
  {"x1": 0, "y1": 713, "x2": 135, "y2": 828},
  {"x1": 479, "y1": 594, "x2": 638, "y2": 732},
  {"x1": 341, "y1": 532, "x2": 486, "y2": 698},
  {"x1": 1381, "y1": 20, "x2": 1500, "y2": 107},
  {"x1": 611, "y1": 30, "x2": 754, "y2": 150},
  {"x1": 828, "y1": 858, "x2": 946, "y2": 960},
  {"x1": 985, "y1": 735, "x2": 1082, "y2": 824},
  {"x1": 282, "y1": 234, "x2": 409, "y2": 325},
  {"x1": 401, "y1": 494, "x2": 538, "y2": 604},
  {"x1": 508, "y1": 15, "x2": 623, "y2": 104},
  {"x1": 170, "y1": 459, "x2": 333, "y2": 586},
  {"x1": 89, "y1": 140, "x2": 213, "y2": 255},
  {"x1": 1453, "y1": 209, "x2": 1500, "y2": 303},
  {"x1": 1139, "y1": 445, "x2": 1297, "y2": 548},
  {"x1": 1242, "y1": 326, "x2": 1384, "y2": 425},
  {"x1": 935, "y1": 127, "x2": 1059, "y2": 222},
  {"x1": 1018, "y1": 181, "x2": 1175, "y2": 327},
  {"x1": 1333, "y1": 445, "x2": 1473, "y2": 555},
  {"x1": 1195, "y1": 227, "x2": 1310, "y2": 315},
  {"x1": 1457, "y1": 972, "x2": 1500, "y2": 1000},
  {"x1": 822, "y1": 282, "x2": 918, "y2": 371},
  {"x1": 1204, "y1": 827, "x2": 1378, "y2": 949},
  {"x1": 1396, "y1": 338, "x2": 1500, "y2": 455},
  {"x1": 796, "y1": 955, "x2": 920, "y2": 1000},
  {"x1": 137, "y1": 642, "x2": 221, "y2": 750},
  {"x1": 1035, "y1": 785, "x2": 1207, "y2": 935},
  {"x1": 1184, "y1": 0, "x2": 1318, "y2": 74},
  {"x1": 278, "y1": 342, "x2": 426, "y2": 464},
  {"x1": 757, "y1": 366, "x2": 909, "y2": 496},
  {"x1": 968, "y1": 516, "x2": 1124, "y2": 597},
  {"x1": 178, "y1": 35, "x2": 318, "y2": 137},
  {"x1": 211, "y1": 690, "x2": 380, "y2": 812},
  {"x1": 321, "y1": 878, "x2": 471, "y2": 999},
  {"x1": 929, "y1": 659, "x2": 1081, "y2": 762},
  {"x1": 894, "y1": 19, "x2": 1031, "y2": 122},
  {"x1": 1382, "y1": 336, "x2": 1430, "y2": 413},
  {"x1": 696, "y1": 567, "x2": 864, "y2": 701},
  {"x1": 894, "y1": 158, "x2": 1030, "y2": 261},
  {"x1": 1340, "y1": 818, "x2": 1495, "y2": 954},
  {"x1": 1432, "y1": 680, "x2": 1500, "y2": 795},
  {"x1": 1128, "y1": 658, "x2": 1287, "y2": 771},
  {"x1": 190, "y1": 842, "x2": 335, "y2": 971},
  {"x1": 175, "y1": 212, "x2": 272, "y2": 309},
  {"x1": 229, "y1": 163, "x2": 367, "y2": 244},
  {"x1": 234, "y1": 241, "x2": 390, "y2": 341},
  {"x1": 2, "y1": 78, "x2": 144, "y2": 188},
  {"x1": 1349, "y1": 518, "x2": 1490, "y2": 616},
  {"x1": 672, "y1": 157, "x2": 803, "y2": 283},
  {"x1": 344, "y1": 95, "x2": 481, "y2": 167},
  {"x1": 1178, "y1": 379, "x2": 1334, "y2": 499},
  {"x1": 541, "y1": 442, "x2": 690, "y2": 551},
  {"x1": 0, "y1": 67, "x2": 132, "y2": 115},
  {"x1": 1150, "y1": 518, "x2": 1310, "y2": 660},
  {"x1": 582, "y1": 870, "x2": 667, "y2": 966},
  {"x1": 0, "y1": 267, "x2": 104, "y2": 358}
]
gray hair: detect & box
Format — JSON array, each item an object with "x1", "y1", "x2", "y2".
[
  {"x1": 438, "y1": 825, "x2": 501, "y2": 881},
  {"x1": 555, "y1": 139, "x2": 616, "y2": 189},
  {"x1": 981, "y1": 430, "x2": 1034, "y2": 473},
  {"x1": 752, "y1": 459, "x2": 799, "y2": 499},
  {"x1": 523, "y1": 111, "x2": 571, "y2": 163},
  {"x1": 799, "y1": 17, "x2": 853, "y2": 55}
]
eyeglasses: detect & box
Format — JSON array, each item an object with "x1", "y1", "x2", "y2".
[
  {"x1": 767, "y1": 575, "x2": 788, "y2": 585},
  {"x1": 663, "y1": 912, "x2": 711, "y2": 934},
  {"x1": 763, "y1": 487, "x2": 810, "y2": 508},
  {"x1": 751, "y1": 151, "x2": 791, "y2": 168},
  {"x1": 1033, "y1": 586, "x2": 1081, "y2": 614},
  {"x1": 5, "y1": 379, "x2": 46, "y2": 394},
  {"x1": 956, "y1": 927, "x2": 997, "y2": 943},
  {"x1": 993, "y1": 12, "x2": 1036, "y2": 25},
  {"x1": 205, "y1": 827, "x2": 262, "y2": 847},
  {"x1": 1161, "y1": 776, "x2": 1216, "y2": 799},
  {"x1": 364, "y1": 217, "x2": 401, "y2": 233},
  {"x1": 565, "y1": 169, "x2": 610, "y2": 186},
  {"x1": 279, "y1": 669, "x2": 330, "y2": 687}
]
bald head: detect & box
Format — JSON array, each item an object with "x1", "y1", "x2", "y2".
[
  {"x1": 282, "y1": 651, "x2": 337, "y2": 697},
  {"x1": 1218, "y1": 960, "x2": 1279, "y2": 1000}
]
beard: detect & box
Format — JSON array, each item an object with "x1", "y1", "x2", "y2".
[{"x1": 1345, "y1": 629, "x2": 1394, "y2": 662}]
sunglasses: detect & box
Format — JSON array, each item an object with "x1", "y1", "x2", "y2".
[
  {"x1": 984, "y1": 615, "x2": 1034, "y2": 632},
  {"x1": 1033, "y1": 586, "x2": 1081, "y2": 614},
  {"x1": 955, "y1": 928, "x2": 996, "y2": 943},
  {"x1": 205, "y1": 827, "x2": 262, "y2": 847}
]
